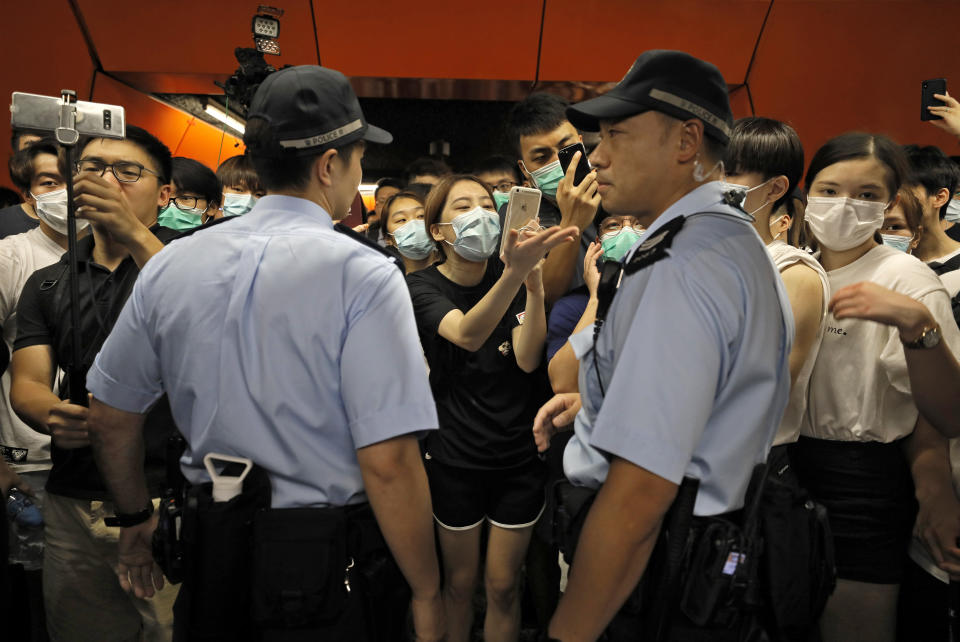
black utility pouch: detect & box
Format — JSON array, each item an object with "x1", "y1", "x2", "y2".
[
  {"x1": 551, "y1": 479, "x2": 597, "y2": 562},
  {"x1": 251, "y1": 507, "x2": 352, "y2": 629},
  {"x1": 680, "y1": 520, "x2": 746, "y2": 628}
]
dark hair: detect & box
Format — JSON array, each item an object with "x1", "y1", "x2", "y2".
[
  {"x1": 724, "y1": 117, "x2": 804, "y2": 212},
  {"x1": 0, "y1": 186, "x2": 21, "y2": 207},
  {"x1": 472, "y1": 155, "x2": 523, "y2": 185},
  {"x1": 80, "y1": 124, "x2": 173, "y2": 184},
  {"x1": 244, "y1": 118, "x2": 361, "y2": 191},
  {"x1": 216, "y1": 154, "x2": 263, "y2": 194},
  {"x1": 374, "y1": 177, "x2": 405, "y2": 201},
  {"x1": 424, "y1": 175, "x2": 494, "y2": 259},
  {"x1": 506, "y1": 93, "x2": 570, "y2": 157},
  {"x1": 381, "y1": 191, "x2": 426, "y2": 237},
  {"x1": 902, "y1": 145, "x2": 960, "y2": 220},
  {"x1": 10, "y1": 127, "x2": 46, "y2": 152},
  {"x1": 171, "y1": 157, "x2": 221, "y2": 207},
  {"x1": 404, "y1": 182, "x2": 434, "y2": 202},
  {"x1": 893, "y1": 187, "x2": 924, "y2": 239},
  {"x1": 404, "y1": 158, "x2": 451, "y2": 185},
  {"x1": 8, "y1": 137, "x2": 62, "y2": 193},
  {"x1": 805, "y1": 132, "x2": 909, "y2": 202}
]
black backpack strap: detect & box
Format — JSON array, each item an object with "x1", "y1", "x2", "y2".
[
  {"x1": 930, "y1": 253, "x2": 960, "y2": 276},
  {"x1": 333, "y1": 223, "x2": 404, "y2": 274}
]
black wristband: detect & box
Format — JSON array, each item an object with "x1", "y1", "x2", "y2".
[{"x1": 104, "y1": 502, "x2": 154, "y2": 528}]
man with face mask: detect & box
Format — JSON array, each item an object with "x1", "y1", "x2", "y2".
[
  {"x1": 507, "y1": 94, "x2": 602, "y2": 304},
  {"x1": 533, "y1": 50, "x2": 793, "y2": 641},
  {"x1": 82, "y1": 66, "x2": 445, "y2": 642},
  {"x1": 0, "y1": 139, "x2": 75, "y2": 495},
  {"x1": 9, "y1": 125, "x2": 181, "y2": 640}
]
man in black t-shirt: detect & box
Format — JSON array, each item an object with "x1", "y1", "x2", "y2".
[{"x1": 10, "y1": 125, "x2": 179, "y2": 641}]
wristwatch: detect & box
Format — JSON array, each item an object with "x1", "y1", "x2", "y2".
[
  {"x1": 901, "y1": 323, "x2": 942, "y2": 350},
  {"x1": 104, "y1": 502, "x2": 155, "y2": 528}
]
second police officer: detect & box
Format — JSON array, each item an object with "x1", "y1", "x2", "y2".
[
  {"x1": 535, "y1": 50, "x2": 795, "y2": 641},
  {"x1": 83, "y1": 66, "x2": 446, "y2": 641}
]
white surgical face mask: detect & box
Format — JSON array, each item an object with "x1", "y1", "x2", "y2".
[
  {"x1": 947, "y1": 197, "x2": 960, "y2": 223},
  {"x1": 31, "y1": 188, "x2": 89, "y2": 236},
  {"x1": 805, "y1": 196, "x2": 887, "y2": 251},
  {"x1": 720, "y1": 177, "x2": 773, "y2": 218}
]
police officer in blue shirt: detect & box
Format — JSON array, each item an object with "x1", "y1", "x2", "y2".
[
  {"x1": 534, "y1": 50, "x2": 794, "y2": 641},
  {"x1": 83, "y1": 66, "x2": 446, "y2": 641}
]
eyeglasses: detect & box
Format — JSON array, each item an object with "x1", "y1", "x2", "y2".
[
  {"x1": 489, "y1": 180, "x2": 518, "y2": 193},
  {"x1": 76, "y1": 159, "x2": 161, "y2": 183},
  {"x1": 599, "y1": 218, "x2": 645, "y2": 234},
  {"x1": 169, "y1": 195, "x2": 209, "y2": 212}
]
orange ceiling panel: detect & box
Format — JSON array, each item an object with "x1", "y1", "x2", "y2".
[
  {"x1": 92, "y1": 74, "x2": 243, "y2": 172},
  {"x1": 0, "y1": 0, "x2": 96, "y2": 189},
  {"x1": 748, "y1": 0, "x2": 960, "y2": 165},
  {"x1": 538, "y1": 0, "x2": 772, "y2": 83},
  {"x1": 311, "y1": 0, "x2": 544, "y2": 80},
  {"x1": 76, "y1": 0, "x2": 319, "y2": 75}
]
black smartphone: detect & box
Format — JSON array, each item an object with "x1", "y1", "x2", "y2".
[
  {"x1": 558, "y1": 142, "x2": 592, "y2": 186},
  {"x1": 922, "y1": 78, "x2": 947, "y2": 121}
]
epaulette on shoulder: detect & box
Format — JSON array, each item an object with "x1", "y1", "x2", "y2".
[
  {"x1": 623, "y1": 215, "x2": 686, "y2": 275},
  {"x1": 333, "y1": 223, "x2": 404, "y2": 274}
]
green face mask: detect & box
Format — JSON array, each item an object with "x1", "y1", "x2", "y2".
[
  {"x1": 529, "y1": 160, "x2": 564, "y2": 199},
  {"x1": 158, "y1": 204, "x2": 202, "y2": 231},
  {"x1": 600, "y1": 228, "x2": 642, "y2": 262},
  {"x1": 492, "y1": 190, "x2": 510, "y2": 211}
]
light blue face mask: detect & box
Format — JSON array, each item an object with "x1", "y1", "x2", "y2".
[
  {"x1": 881, "y1": 233, "x2": 913, "y2": 253},
  {"x1": 492, "y1": 190, "x2": 510, "y2": 211},
  {"x1": 391, "y1": 219, "x2": 434, "y2": 260},
  {"x1": 158, "y1": 203, "x2": 202, "y2": 231},
  {"x1": 222, "y1": 192, "x2": 258, "y2": 217},
  {"x1": 947, "y1": 197, "x2": 960, "y2": 223},
  {"x1": 528, "y1": 160, "x2": 564, "y2": 199},
  {"x1": 600, "y1": 228, "x2": 643, "y2": 262},
  {"x1": 442, "y1": 207, "x2": 501, "y2": 262}
]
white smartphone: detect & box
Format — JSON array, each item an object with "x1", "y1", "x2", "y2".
[
  {"x1": 11, "y1": 92, "x2": 126, "y2": 140},
  {"x1": 500, "y1": 186, "x2": 542, "y2": 254}
]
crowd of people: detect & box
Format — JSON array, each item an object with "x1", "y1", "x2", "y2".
[{"x1": 0, "y1": 48, "x2": 959, "y2": 642}]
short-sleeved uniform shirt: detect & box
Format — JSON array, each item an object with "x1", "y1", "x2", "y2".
[
  {"x1": 0, "y1": 226, "x2": 63, "y2": 471},
  {"x1": 563, "y1": 182, "x2": 794, "y2": 517},
  {"x1": 15, "y1": 226, "x2": 179, "y2": 499},
  {"x1": 86, "y1": 196, "x2": 438, "y2": 509},
  {"x1": 0, "y1": 204, "x2": 39, "y2": 240},
  {"x1": 406, "y1": 261, "x2": 550, "y2": 469}
]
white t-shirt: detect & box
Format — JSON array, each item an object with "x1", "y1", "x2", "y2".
[
  {"x1": 929, "y1": 246, "x2": 960, "y2": 298},
  {"x1": 767, "y1": 241, "x2": 829, "y2": 446},
  {"x1": 0, "y1": 227, "x2": 63, "y2": 472},
  {"x1": 803, "y1": 244, "x2": 960, "y2": 443}
]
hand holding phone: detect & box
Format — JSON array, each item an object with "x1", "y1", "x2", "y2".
[
  {"x1": 501, "y1": 186, "x2": 542, "y2": 254},
  {"x1": 922, "y1": 78, "x2": 947, "y2": 121},
  {"x1": 558, "y1": 142, "x2": 592, "y2": 186}
]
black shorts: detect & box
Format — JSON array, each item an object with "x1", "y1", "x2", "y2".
[{"x1": 425, "y1": 456, "x2": 546, "y2": 530}]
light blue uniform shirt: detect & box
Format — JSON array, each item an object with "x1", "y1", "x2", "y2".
[
  {"x1": 563, "y1": 182, "x2": 794, "y2": 516},
  {"x1": 87, "y1": 195, "x2": 438, "y2": 508}
]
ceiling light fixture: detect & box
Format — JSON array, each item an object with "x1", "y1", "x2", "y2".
[{"x1": 205, "y1": 101, "x2": 246, "y2": 134}]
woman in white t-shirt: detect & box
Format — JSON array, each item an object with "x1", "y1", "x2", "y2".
[{"x1": 792, "y1": 132, "x2": 960, "y2": 642}]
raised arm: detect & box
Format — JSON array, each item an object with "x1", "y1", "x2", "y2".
[
  {"x1": 780, "y1": 263, "x2": 825, "y2": 386},
  {"x1": 830, "y1": 281, "x2": 960, "y2": 436}
]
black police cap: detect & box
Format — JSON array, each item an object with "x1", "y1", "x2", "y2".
[
  {"x1": 244, "y1": 65, "x2": 392, "y2": 158},
  {"x1": 567, "y1": 50, "x2": 733, "y2": 144}
]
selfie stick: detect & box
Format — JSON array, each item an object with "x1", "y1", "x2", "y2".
[{"x1": 47, "y1": 91, "x2": 91, "y2": 405}]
